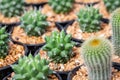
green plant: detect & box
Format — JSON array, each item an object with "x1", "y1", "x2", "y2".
[
  {"x1": 0, "y1": 0, "x2": 24, "y2": 17},
  {"x1": 77, "y1": 6, "x2": 102, "y2": 33},
  {"x1": 48, "y1": 0, "x2": 74, "y2": 13},
  {"x1": 104, "y1": 0, "x2": 120, "y2": 13},
  {"x1": 42, "y1": 30, "x2": 75, "y2": 63},
  {"x1": 0, "y1": 27, "x2": 9, "y2": 59},
  {"x1": 110, "y1": 8, "x2": 120, "y2": 57},
  {"x1": 20, "y1": 10, "x2": 48, "y2": 36},
  {"x1": 81, "y1": 37, "x2": 112, "y2": 80},
  {"x1": 12, "y1": 54, "x2": 53, "y2": 80}
]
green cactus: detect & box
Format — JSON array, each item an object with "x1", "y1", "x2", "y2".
[
  {"x1": 110, "y1": 8, "x2": 120, "y2": 57},
  {"x1": 81, "y1": 37, "x2": 112, "y2": 80},
  {"x1": 12, "y1": 54, "x2": 53, "y2": 80},
  {"x1": 20, "y1": 10, "x2": 49, "y2": 36},
  {"x1": 0, "y1": 27, "x2": 9, "y2": 59},
  {"x1": 0, "y1": 0, "x2": 24, "y2": 17},
  {"x1": 104, "y1": 0, "x2": 120, "y2": 13},
  {"x1": 48, "y1": 0, "x2": 74, "y2": 13},
  {"x1": 77, "y1": 6, "x2": 102, "y2": 33},
  {"x1": 42, "y1": 30, "x2": 75, "y2": 63}
]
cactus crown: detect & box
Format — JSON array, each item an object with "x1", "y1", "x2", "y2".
[
  {"x1": 21, "y1": 10, "x2": 48, "y2": 36},
  {"x1": 42, "y1": 30, "x2": 75, "y2": 64},
  {"x1": 12, "y1": 54, "x2": 53, "y2": 80},
  {"x1": 48, "y1": 0, "x2": 74, "y2": 13},
  {"x1": 77, "y1": 6, "x2": 102, "y2": 33},
  {"x1": 0, "y1": 27, "x2": 9, "y2": 59},
  {"x1": 0, "y1": 0, "x2": 24, "y2": 17},
  {"x1": 104, "y1": 0, "x2": 120, "y2": 13}
]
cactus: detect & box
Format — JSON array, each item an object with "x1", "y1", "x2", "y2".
[
  {"x1": 77, "y1": 6, "x2": 102, "y2": 33},
  {"x1": 110, "y1": 8, "x2": 120, "y2": 57},
  {"x1": 42, "y1": 30, "x2": 75, "y2": 63},
  {"x1": 81, "y1": 37, "x2": 112, "y2": 80},
  {"x1": 48, "y1": 0, "x2": 74, "y2": 13},
  {"x1": 12, "y1": 54, "x2": 53, "y2": 80},
  {"x1": 0, "y1": 27, "x2": 9, "y2": 59},
  {"x1": 104, "y1": 0, "x2": 120, "y2": 13},
  {"x1": 0, "y1": 0, "x2": 24, "y2": 17},
  {"x1": 20, "y1": 10, "x2": 49, "y2": 36}
]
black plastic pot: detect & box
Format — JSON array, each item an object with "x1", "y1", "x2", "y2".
[
  {"x1": 2, "y1": 71, "x2": 62, "y2": 80},
  {"x1": 67, "y1": 62, "x2": 120, "y2": 80},
  {"x1": 76, "y1": 1, "x2": 100, "y2": 6}
]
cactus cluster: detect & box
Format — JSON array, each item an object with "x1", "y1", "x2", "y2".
[
  {"x1": 104, "y1": 0, "x2": 120, "y2": 13},
  {"x1": 48, "y1": 0, "x2": 74, "y2": 13},
  {"x1": 20, "y1": 10, "x2": 48, "y2": 36},
  {"x1": 12, "y1": 54, "x2": 53, "y2": 80},
  {"x1": 0, "y1": 27, "x2": 9, "y2": 59},
  {"x1": 110, "y1": 8, "x2": 120, "y2": 57},
  {"x1": 0, "y1": 0, "x2": 24, "y2": 17},
  {"x1": 81, "y1": 37, "x2": 112, "y2": 80},
  {"x1": 42, "y1": 30, "x2": 75, "y2": 63},
  {"x1": 77, "y1": 6, "x2": 102, "y2": 33}
]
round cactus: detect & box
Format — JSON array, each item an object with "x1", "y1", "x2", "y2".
[
  {"x1": 77, "y1": 6, "x2": 102, "y2": 33},
  {"x1": 42, "y1": 30, "x2": 75, "y2": 63},
  {"x1": 12, "y1": 54, "x2": 53, "y2": 80},
  {"x1": 0, "y1": 27, "x2": 9, "y2": 59},
  {"x1": 104, "y1": 0, "x2": 120, "y2": 13},
  {"x1": 48, "y1": 0, "x2": 74, "y2": 13},
  {"x1": 81, "y1": 37, "x2": 112, "y2": 80},
  {"x1": 0, "y1": 0, "x2": 24, "y2": 17},
  {"x1": 110, "y1": 8, "x2": 120, "y2": 57},
  {"x1": 20, "y1": 10, "x2": 49, "y2": 36}
]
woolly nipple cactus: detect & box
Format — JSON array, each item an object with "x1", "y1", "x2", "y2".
[
  {"x1": 77, "y1": 6, "x2": 102, "y2": 33},
  {"x1": 20, "y1": 10, "x2": 48, "y2": 36},
  {"x1": 48, "y1": 0, "x2": 74, "y2": 13},
  {"x1": 81, "y1": 37, "x2": 112, "y2": 80},
  {"x1": 110, "y1": 8, "x2": 120, "y2": 57},
  {"x1": 12, "y1": 54, "x2": 53, "y2": 80},
  {"x1": 0, "y1": 0, "x2": 24, "y2": 17},
  {"x1": 42, "y1": 30, "x2": 75, "y2": 63},
  {"x1": 0, "y1": 27, "x2": 9, "y2": 59}
]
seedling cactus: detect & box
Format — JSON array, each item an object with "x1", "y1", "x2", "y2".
[
  {"x1": 77, "y1": 6, "x2": 102, "y2": 33},
  {"x1": 42, "y1": 30, "x2": 75, "y2": 63},
  {"x1": 81, "y1": 37, "x2": 112, "y2": 80}
]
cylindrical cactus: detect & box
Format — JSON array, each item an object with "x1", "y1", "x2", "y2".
[
  {"x1": 110, "y1": 8, "x2": 120, "y2": 57},
  {"x1": 20, "y1": 10, "x2": 48, "y2": 36},
  {"x1": 81, "y1": 37, "x2": 112, "y2": 80},
  {"x1": 12, "y1": 54, "x2": 53, "y2": 80},
  {"x1": 48, "y1": 0, "x2": 74, "y2": 13},
  {"x1": 0, "y1": 0, "x2": 24, "y2": 17},
  {"x1": 0, "y1": 27, "x2": 9, "y2": 59},
  {"x1": 77, "y1": 6, "x2": 102, "y2": 33}
]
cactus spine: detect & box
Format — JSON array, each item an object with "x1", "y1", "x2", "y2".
[
  {"x1": 110, "y1": 8, "x2": 120, "y2": 57},
  {"x1": 81, "y1": 37, "x2": 112, "y2": 80}
]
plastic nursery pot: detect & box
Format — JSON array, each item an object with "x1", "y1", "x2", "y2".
[{"x1": 2, "y1": 71, "x2": 62, "y2": 80}]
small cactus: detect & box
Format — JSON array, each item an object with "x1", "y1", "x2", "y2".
[
  {"x1": 12, "y1": 54, "x2": 53, "y2": 80},
  {"x1": 48, "y1": 0, "x2": 74, "y2": 13},
  {"x1": 110, "y1": 8, "x2": 120, "y2": 57},
  {"x1": 104, "y1": 0, "x2": 120, "y2": 13},
  {"x1": 81, "y1": 37, "x2": 112, "y2": 80},
  {"x1": 77, "y1": 6, "x2": 102, "y2": 33},
  {"x1": 20, "y1": 10, "x2": 48, "y2": 36},
  {"x1": 0, "y1": 27, "x2": 9, "y2": 59},
  {"x1": 42, "y1": 30, "x2": 75, "y2": 63},
  {"x1": 0, "y1": 0, "x2": 24, "y2": 17}
]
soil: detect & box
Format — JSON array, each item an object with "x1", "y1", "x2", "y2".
[
  {"x1": 11, "y1": 22, "x2": 59, "y2": 44},
  {"x1": 38, "y1": 47, "x2": 83, "y2": 72},
  {"x1": 0, "y1": 42, "x2": 25, "y2": 68},
  {"x1": 25, "y1": 0, "x2": 48, "y2": 4},
  {"x1": 66, "y1": 21, "x2": 111, "y2": 40},
  {"x1": 75, "y1": 0, "x2": 100, "y2": 3},
  {"x1": 112, "y1": 55, "x2": 120, "y2": 63}
]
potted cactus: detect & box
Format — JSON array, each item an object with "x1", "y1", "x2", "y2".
[
  {"x1": 3, "y1": 54, "x2": 62, "y2": 80},
  {"x1": 67, "y1": 37, "x2": 120, "y2": 80},
  {"x1": 65, "y1": 6, "x2": 111, "y2": 42}
]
